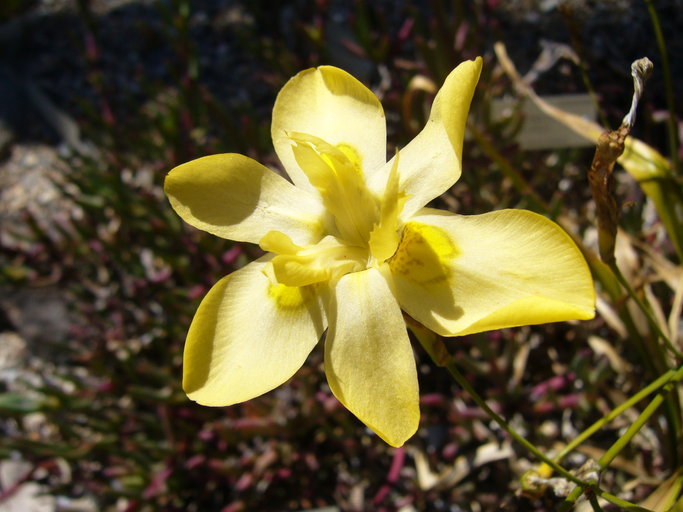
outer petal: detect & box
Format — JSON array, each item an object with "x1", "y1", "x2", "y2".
[
  {"x1": 183, "y1": 256, "x2": 325, "y2": 406},
  {"x1": 324, "y1": 267, "x2": 419, "y2": 447},
  {"x1": 165, "y1": 154, "x2": 325, "y2": 245},
  {"x1": 369, "y1": 58, "x2": 482, "y2": 219},
  {"x1": 390, "y1": 208, "x2": 595, "y2": 336},
  {"x1": 272, "y1": 66, "x2": 386, "y2": 191}
]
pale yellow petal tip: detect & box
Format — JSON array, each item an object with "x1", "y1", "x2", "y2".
[
  {"x1": 375, "y1": 418, "x2": 419, "y2": 448},
  {"x1": 577, "y1": 307, "x2": 597, "y2": 321},
  {"x1": 288, "y1": 65, "x2": 382, "y2": 109},
  {"x1": 184, "y1": 389, "x2": 227, "y2": 408},
  {"x1": 183, "y1": 373, "x2": 236, "y2": 407},
  {"x1": 468, "y1": 55, "x2": 484, "y2": 69},
  {"x1": 348, "y1": 398, "x2": 419, "y2": 447},
  {"x1": 451, "y1": 298, "x2": 597, "y2": 337},
  {"x1": 352, "y1": 395, "x2": 420, "y2": 448},
  {"x1": 451, "y1": 56, "x2": 483, "y2": 79},
  {"x1": 183, "y1": 361, "x2": 233, "y2": 407},
  {"x1": 336, "y1": 391, "x2": 420, "y2": 447}
]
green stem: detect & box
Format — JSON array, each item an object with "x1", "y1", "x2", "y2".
[
  {"x1": 610, "y1": 263, "x2": 682, "y2": 468},
  {"x1": 419, "y1": 337, "x2": 645, "y2": 511},
  {"x1": 559, "y1": 375, "x2": 675, "y2": 510},
  {"x1": 417, "y1": 336, "x2": 584, "y2": 486},
  {"x1": 592, "y1": 490, "x2": 650, "y2": 511},
  {"x1": 554, "y1": 365, "x2": 683, "y2": 464},
  {"x1": 587, "y1": 493, "x2": 604, "y2": 512},
  {"x1": 609, "y1": 261, "x2": 683, "y2": 360},
  {"x1": 644, "y1": 0, "x2": 680, "y2": 176},
  {"x1": 598, "y1": 392, "x2": 665, "y2": 469},
  {"x1": 440, "y1": 358, "x2": 585, "y2": 486}
]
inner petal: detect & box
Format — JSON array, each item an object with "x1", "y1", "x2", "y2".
[
  {"x1": 388, "y1": 222, "x2": 459, "y2": 286},
  {"x1": 289, "y1": 132, "x2": 379, "y2": 246},
  {"x1": 260, "y1": 231, "x2": 368, "y2": 287},
  {"x1": 368, "y1": 151, "x2": 408, "y2": 264}
]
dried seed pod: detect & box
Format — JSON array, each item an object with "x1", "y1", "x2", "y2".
[{"x1": 588, "y1": 58, "x2": 653, "y2": 264}]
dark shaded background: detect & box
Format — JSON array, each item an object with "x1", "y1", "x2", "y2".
[{"x1": 0, "y1": 1, "x2": 681, "y2": 511}]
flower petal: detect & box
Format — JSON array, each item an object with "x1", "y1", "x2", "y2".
[
  {"x1": 260, "y1": 232, "x2": 367, "y2": 287},
  {"x1": 165, "y1": 153, "x2": 325, "y2": 244},
  {"x1": 324, "y1": 267, "x2": 419, "y2": 447},
  {"x1": 370, "y1": 58, "x2": 482, "y2": 219},
  {"x1": 369, "y1": 151, "x2": 407, "y2": 263},
  {"x1": 183, "y1": 257, "x2": 325, "y2": 406},
  {"x1": 272, "y1": 66, "x2": 386, "y2": 191},
  {"x1": 390, "y1": 208, "x2": 595, "y2": 336}
]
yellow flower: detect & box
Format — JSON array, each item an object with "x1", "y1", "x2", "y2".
[{"x1": 164, "y1": 58, "x2": 595, "y2": 447}]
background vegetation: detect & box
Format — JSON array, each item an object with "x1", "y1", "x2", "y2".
[{"x1": 0, "y1": 1, "x2": 681, "y2": 510}]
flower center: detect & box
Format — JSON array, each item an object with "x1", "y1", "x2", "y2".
[
  {"x1": 260, "y1": 232, "x2": 367, "y2": 287},
  {"x1": 288, "y1": 132, "x2": 379, "y2": 246},
  {"x1": 259, "y1": 134, "x2": 407, "y2": 286}
]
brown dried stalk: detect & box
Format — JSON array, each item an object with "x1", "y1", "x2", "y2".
[{"x1": 588, "y1": 57, "x2": 653, "y2": 264}]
